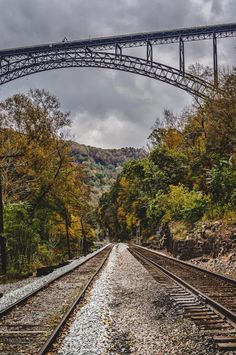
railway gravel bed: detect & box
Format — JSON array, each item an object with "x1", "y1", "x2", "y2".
[
  {"x1": 0, "y1": 275, "x2": 35, "y2": 296},
  {"x1": 57, "y1": 243, "x2": 215, "y2": 355}
]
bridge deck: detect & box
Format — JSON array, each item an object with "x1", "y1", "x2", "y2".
[{"x1": 0, "y1": 22, "x2": 236, "y2": 57}]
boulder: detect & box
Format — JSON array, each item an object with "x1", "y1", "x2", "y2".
[{"x1": 36, "y1": 266, "x2": 55, "y2": 277}]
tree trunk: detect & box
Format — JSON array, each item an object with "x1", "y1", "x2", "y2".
[
  {"x1": 65, "y1": 213, "x2": 72, "y2": 259},
  {"x1": 0, "y1": 172, "x2": 7, "y2": 273},
  {"x1": 81, "y1": 218, "x2": 89, "y2": 255}
]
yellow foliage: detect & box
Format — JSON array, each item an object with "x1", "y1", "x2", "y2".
[
  {"x1": 117, "y1": 207, "x2": 126, "y2": 223},
  {"x1": 164, "y1": 128, "x2": 183, "y2": 150},
  {"x1": 126, "y1": 213, "x2": 138, "y2": 229},
  {"x1": 169, "y1": 221, "x2": 188, "y2": 241}
]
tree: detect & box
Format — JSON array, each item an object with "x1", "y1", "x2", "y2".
[
  {"x1": 0, "y1": 89, "x2": 95, "y2": 273},
  {"x1": 0, "y1": 89, "x2": 71, "y2": 212}
]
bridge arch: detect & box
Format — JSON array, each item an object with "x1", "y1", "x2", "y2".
[{"x1": 0, "y1": 50, "x2": 214, "y2": 98}]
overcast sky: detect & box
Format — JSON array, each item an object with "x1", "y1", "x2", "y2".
[{"x1": 0, "y1": 0, "x2": 235, "y2": 148}]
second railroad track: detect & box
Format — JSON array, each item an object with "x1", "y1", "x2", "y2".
[{"x1": 129, "y1": 244, "x2": 236, "y2": 353}]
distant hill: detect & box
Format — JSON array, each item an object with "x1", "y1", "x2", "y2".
[{"x1": 70, "y1": 142, "x2": 147, "y2": 202}]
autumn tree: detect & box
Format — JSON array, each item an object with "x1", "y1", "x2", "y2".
[{"x1": 0, "y1": 89, "x2": 94, "y2": 273}]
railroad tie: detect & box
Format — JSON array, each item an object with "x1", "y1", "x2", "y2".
[
  {"x1": 0, "y1": 330, "x2": 47, "y2": 337},
  {"x1": 215, "y1": 337, "x2": 236, "y2": 352}
]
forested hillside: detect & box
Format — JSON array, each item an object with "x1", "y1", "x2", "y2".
[
  {"x1": 71, "y1": 142, "x2": 146, "y2": 201},
  {"x1": 98, "y1": 71, "x2": 236, "y2": 258},
  {"x1": 0, "y1": 89, "x2": 146, "y2": 275}
]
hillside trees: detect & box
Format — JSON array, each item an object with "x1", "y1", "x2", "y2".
[
  {"x1": 98, "y1": 71, "x2": 236, "y2": 242},
  {"x1": 0, "y1": 89, "x2": 94, "y2": 273}
]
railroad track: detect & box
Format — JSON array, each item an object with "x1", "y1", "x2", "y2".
[
  {"x1": 0, "y1": 244, "x2": 112, "y2": 354},
  {"x1": 129, "y1": 245, "x2": 236, "y2": 353}
]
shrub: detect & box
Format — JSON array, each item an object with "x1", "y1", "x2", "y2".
[
  {"x1": 207, "y1": 159, "x2": 236, "y2": 206},
  {"x1": 148, "y1": 185, "x2": 210, "y2": 224},
  {"x1": 4, "y1": 202, "x2": 41, "y2": 272}
]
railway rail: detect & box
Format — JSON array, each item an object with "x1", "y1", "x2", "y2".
[
  {"x1": 0, "y1": 244, "x2": 112, "y2": 354},
  {"x1": 129, "y1": 245, "x2": 236, "y2": 352}
]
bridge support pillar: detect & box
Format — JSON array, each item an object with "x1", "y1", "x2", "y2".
[
  {"x1": 115, "y1": 43, "x2": 122, "y2": 60},
  {"x1": 213, "y1": 33, "x2": 218, "y2": 86},
  {"x1": 147, "y1": 41, "x2": 153, "y2": 66},
  {"x1": 179, "y1": 37, "x2": 185, "y2": 74}
]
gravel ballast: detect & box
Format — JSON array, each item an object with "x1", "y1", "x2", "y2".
[
  {"x1": 59, "y1": 243, "x2": 216, "y2": 355},
  {"x1": 190, "y1": 256, "x2": 236, "y2": 279},
  {"x1": 0, "y1": 275, "x2": 36, "y2": 296}
]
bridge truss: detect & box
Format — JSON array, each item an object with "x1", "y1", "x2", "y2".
[{"x1": 0, "y1": 23, "x2": 236, "y2": 97}]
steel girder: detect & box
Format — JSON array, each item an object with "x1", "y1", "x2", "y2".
[
  {"x1": 0, "y1": 23, "x2": 235, "y2": 56},
  {"x1": 0, "y1": 49, "x2": 214, "y2": 98}
]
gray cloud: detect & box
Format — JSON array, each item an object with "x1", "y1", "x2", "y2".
[{"x1": 0, "y1": 0, "x2": 235, "y2": 148}]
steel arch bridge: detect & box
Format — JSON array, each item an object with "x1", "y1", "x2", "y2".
[{"x1": 0, "y1": 22, "x2": 236, "y2": 98}]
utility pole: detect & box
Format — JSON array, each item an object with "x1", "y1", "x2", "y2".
[{"x1": 0, "y1": 171, "x2": 7, "y2": 273}]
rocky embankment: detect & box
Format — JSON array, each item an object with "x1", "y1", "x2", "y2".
[
  {"x1": 189, "y1": 254, "x2": 236, "y2": 279},
  {"x1": 145, "y1": 221, "x2": 236, "y2": 278}
]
